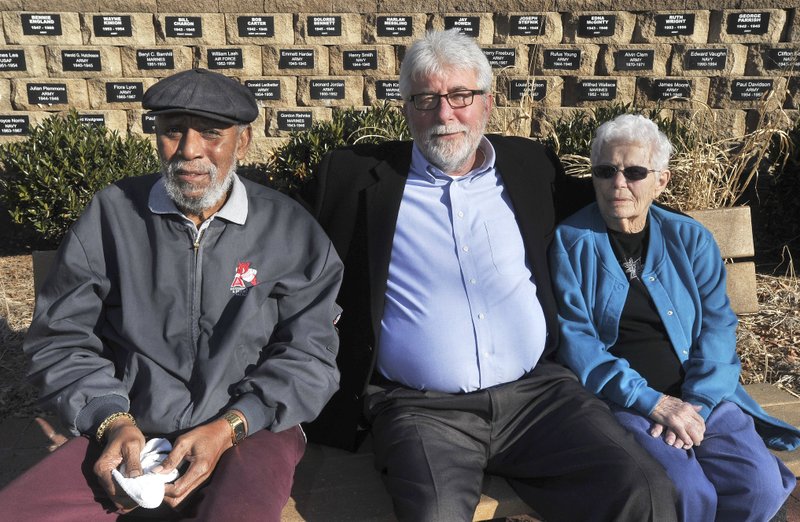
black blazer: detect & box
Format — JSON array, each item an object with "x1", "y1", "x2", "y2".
[{"x1": 303, "y1": 135, "x2": 592, "y2": 450}]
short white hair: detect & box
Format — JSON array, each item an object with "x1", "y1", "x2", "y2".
[
  {"x1": 590, "y1": 114, "x2": 673, "y2": 171},
  {"x1": 399, "y1": 29, "x2": 493, "y2": 100}
]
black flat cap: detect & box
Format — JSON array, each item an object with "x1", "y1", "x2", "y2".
[{"x1": 142, "y1": 68, "x2": 259, "y2": 124}]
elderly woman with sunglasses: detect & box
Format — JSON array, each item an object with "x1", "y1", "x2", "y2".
[{"x1": 550, "y1": 113, "x2": 799, "y2": 522}]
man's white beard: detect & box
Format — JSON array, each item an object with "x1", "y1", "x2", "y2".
[
  {"x1": 410, "y1": 117, "x2": 487, "y2": 174},
  {"x1": 162, "y1": 158, "x2": 236, "y2": 216}
]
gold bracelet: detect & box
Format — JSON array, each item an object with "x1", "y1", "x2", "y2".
[{"x1": 95, "y1": 412, "x2": 136, "y2": 443}]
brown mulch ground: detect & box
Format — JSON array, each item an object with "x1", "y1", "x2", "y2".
[{"x1": 1, "y1": 253, "x2": 799, "y2": 420}]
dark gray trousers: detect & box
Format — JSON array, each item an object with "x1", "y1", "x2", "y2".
[{"x1": 367, "y1": 360, "x2": 679, "y2": 522}]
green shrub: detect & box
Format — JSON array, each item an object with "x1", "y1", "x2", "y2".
[
  {"x1": 243, "y1": 102, "x2": 410, "y2": 193},
  {"x1": 0, "y1": 110, "x2": 159, "y2": 249}
]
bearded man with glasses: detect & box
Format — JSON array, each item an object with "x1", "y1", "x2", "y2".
[{"x1": 303, "y1": 29, "x2": 679, "y2": 521}]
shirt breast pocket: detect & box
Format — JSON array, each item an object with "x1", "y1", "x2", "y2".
[{"x1": 484, "y1": 218, "x2": 527, "y2": 275}]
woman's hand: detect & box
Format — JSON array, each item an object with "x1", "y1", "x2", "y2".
[{"x1": 649, "y1": 395, "x2": 705, "y2": 448}]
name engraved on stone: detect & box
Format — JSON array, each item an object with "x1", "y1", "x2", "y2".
[
  {"x1": 62, "y1": 50, "x2": 102, "y2": 72},
  {"x1": 136, "y1": 49, "x2": 175, "y2": 70},
  {"x1": 376, "y1": 80, "x2": 401, "y2": 100},
  {"x1": 78, "y1": 114, "x2": 106, "y2": 127},
  {"x1": 165, "y1": 16, "x2": 202, "y2": 38},
  {"x1": 684, "y1": 48, "x2": 727, "y2": 70},
  {"x1": 731, "y1": 79, "x2": 773, "y2": 100},
  {"x1": 245, "y1": 80, "x2": 281, "y2": 100},
  {"x1": 310, "y1": 80, "x2": 345, "y2": 100},
  {"x1": 510, "y1": 15, "x2": 545, "y2": 36},
  {"x1": 653, "y1": 79, "x2": 692, "y2": 99},
  {"x1": 307, "y1": 16, "x2": 341, "y2": 37},
  {"x1": 654, "y1": 14, "x2": 695, "y2": 36},
  {"x1": 21, "y1": 14, "x2": 62, "y2": 36},
  {"x1": 444, "y1": 17, "x2": 480, "y2": 38},
  {"x1": 0, "y1": 115, "x2": 29, "y2": 135},
  {"x1": 237, "y1": 16, "x2": 275, "y2": 38},
  {"x1": 208, "y1": 48, "x2": 243, "y2": 69},
  {"x1": 279, "y1": 49, "x2": 314, "y2": 69},
  {"x1": 509, "y1": 79, "x2": 546, "y2": 101},
  {"x1": 105, "y1": 82, "x2": 143, "y2": 103},
  {"x1": 578, "y1": 79, "x2": 617, "y2": 101},
  {"x1": 543, "y1": 49, "x2": 581, "y2": 70},
  {"x1": 377, "y1": 16, "x2": 412, "y2": 37},
  {"x1": 277, "y1": 111, "x2": 312, "y2": 131},
  {"x1": 727, "y1": 12, "x2": 769, "y2": 35},
  {"x1": 482, "y1": 48, "x2": 516, "y2": 68},
  {"x1": 27, "y1": 83, "x2": 68, "y2": 104},
  {"x1": 614, "y1": 49, "x2": 655, "y2": 71},
  {"x1": 0, "y1": 50, "x2": 27, "y2": 71},
  {"x1": 343, "y1": 50, "x2": 377, "y2": 70},
  {"x1": 142, "y1": 114, "x2": 156, "y2": 134},
  {"x1": 93, "y1": 15, "x2": 133, "y2": 37},
  {"x1": 578, "y1": 15, "x2": 615, "y2": 38},
  {"x1": 763, "y1": 48, "x2": 800, "y2": 70}
]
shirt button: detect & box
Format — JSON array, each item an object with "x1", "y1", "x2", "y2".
[
  {"x1": 457, "y1": 211, "x2": 464, "y2": 218},
  {"x1": 682, "y1": 350, "x2": 688, "y2": 355},
  {"x1": 648, "y1": 276, "x2": 655, "y2": 282},
  {"x1": 478, "y1": 313, "x2": 485, "y2": 320},
  {"x1": 667, "y1": 310, "x2": 674, "y2": 316},
  {"x1": 462, "y1": 245, "x2": 469, "y2": 252},
  {"x1": 469, "y1": 278, "x2": 477, "y2": 284}
]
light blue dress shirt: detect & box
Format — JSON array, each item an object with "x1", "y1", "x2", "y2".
[{"x1": 377, "y1": 137, "x2": 547, "y2": 393}]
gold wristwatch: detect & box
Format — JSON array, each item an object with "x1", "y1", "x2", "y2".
[{"x1": 223, "y1": 411, "x2": 247, "y2": 446}]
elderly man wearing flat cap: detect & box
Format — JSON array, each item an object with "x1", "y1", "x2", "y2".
[{"x1": 0, "y1": 68, "x2": 343, "y2": 520}]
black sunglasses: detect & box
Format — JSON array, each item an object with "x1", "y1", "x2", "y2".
[{"x1": 591, "y1": 164, "x2": 657, "y2": 181}]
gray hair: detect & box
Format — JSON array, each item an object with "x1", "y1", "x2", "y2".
[
  {"x1": 399, "y1": 29, "x2": 493, "y2": 100},
  {"x1": 590, "y1": 114, "x2": 673, "y2": 171}
]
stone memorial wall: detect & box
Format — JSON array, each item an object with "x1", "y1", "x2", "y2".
[{"x1": 0, "y1": 0, "x2": 797, "y2": 158}]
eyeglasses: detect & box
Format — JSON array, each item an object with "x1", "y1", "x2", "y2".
[
  {"x1": 591, "y1": 164, "x2": 658, "y2": 181},
  {"x1": 408, "y1": 89, "x2": 486, "y2": 111}
]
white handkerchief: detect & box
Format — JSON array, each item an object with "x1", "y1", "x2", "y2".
[{"x1": 111, "y1": 437, "x2": 180, "y2": 509}]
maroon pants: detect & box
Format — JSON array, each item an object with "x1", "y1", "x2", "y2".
[{"x1": 0, "y1": 426, "x2": 305, "y2": 521}]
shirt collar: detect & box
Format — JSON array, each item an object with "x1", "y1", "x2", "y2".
[
  {"x1": 409, "y1": 136, "x2": 496, "y2": 183},
  {"x1": 148, "y1": 173, "x2": 248, "y2": 225}
]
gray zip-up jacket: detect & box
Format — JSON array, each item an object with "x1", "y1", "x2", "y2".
[{"x1": 24, "y1": 173, "x2": 343, "y2": 438}]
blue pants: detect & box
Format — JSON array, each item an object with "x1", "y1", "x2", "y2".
[{"x1": 612, "y1": 401, "x2": 796, "y2": 522}]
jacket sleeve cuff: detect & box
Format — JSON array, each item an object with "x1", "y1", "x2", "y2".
[
  {"x1": 231, "y1": 393, "x2": 276, "y2": 436},
  {"x1": 75, "y1": 394, "x2": 130, "y2": 437},
  {"x1": 633, "y1": 387, "x2": 663, "y2": 417},
  {"x1": 682, "y1": 394, "x2": 714, "y2": 420}
]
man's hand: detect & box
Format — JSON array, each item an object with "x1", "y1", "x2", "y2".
[
  {"x1": 649, "y1": 395, "x2": 706, "y2": 449},
  {"x1": 153, "y1": 419, "x2": 233, "y2": 508},
  {"x1": 93, "y1": 417, "x2": 146, "y2": 513}
]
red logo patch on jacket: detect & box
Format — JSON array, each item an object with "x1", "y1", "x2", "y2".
[{"x1": 230, "y1": 261, "x2": 258, "y2": 295}]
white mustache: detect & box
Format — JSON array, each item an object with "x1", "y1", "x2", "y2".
[
  {"x1": 165, "y1": 159, "x2": 216, "y2": 176},
  {"x1": 426, "y1": 124, "x2": 468, "y2": 138}
]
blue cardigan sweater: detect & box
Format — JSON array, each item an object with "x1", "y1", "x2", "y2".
[{"x1": 550, "y1": 203, "x2": 800, "y2": 451}]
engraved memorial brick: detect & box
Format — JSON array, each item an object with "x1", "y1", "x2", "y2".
[
  {"x1": 0, "y1": 115, "x2": 29, "y2": 135},
  {"x1": 727, "y1": 12, "x2": 769, "y2": 35},
  {"x1": 654, "y1": 79, "x2": 692, "y2": 99},
  {"x1": 343, "y1": 50, "x2": 377, "y2": 71},
  {"x1": 78, "y1": 114, "x2": 106, "y2": 127},
  {"x1": 142, "y1": 113, "x2": 156, "y2": 134},
  {"x1": 654, "y1": 14, "x2": 695, "y2": 36},
  {"x1": 307, "y1": 16, "x2": 341, "y2": 37},
  {"x1": 22, "y1": 14, "x2": 62, "y2": 36},
  {"x1": 279, "y1": 49, "x2": 315, "y2": 69},
  {"x1": 105, "y1": 82, "x2": 143, "y2": 103},
  {"x1": 578, "y1": 79, "x2": 617, "y2": 101},
  {"x1": 509, "y1": 79, "x2": 546, "y2": 101},
  {"x1": 207, "y1": 48, "x2": 243, "y2": 69},
  {"x1": 685, "y1": 48, "x2": 727, "y2": 70},
  {"x1": 482, "y1": 48, "x2": 516, "y2": 68},
  {"x1": 730, "y1": 79, "x2": 773, "y2": 101},
  {"x1": 377, "y1": 16, "x2": 412, "y2": 37},
  {"x1": 310, "y1": 80, "x2": 345, "y2": 100},
  {"x1": 614, "y1": 50, "x2": 654, "y2": 71},
  {"x1": 62, "y1": 50, "x2": 102, "y2": 72},
  {"x1": 510, "y1": 15, "x2": 545, "y2": 36},
  {"x1": 93, "y1": 15, "x2": 132, "y2": 37},
  {"x1": 445, "y1": 17, "x2": 480, "y2": 38},
  {"x1": 136, "y1": 49, "x2": 175, "y2": 70},
  {"x1": 238, "y1": 16, "x2": 274, "y2": 38},
  {"x1": 543, "y1": 49, "x2": 581, "y2": 70},
  {"x1": 375, "y1": 80, "x2": 401, "y2": 100},
  {"x1": 0, "y1": 50, "x2": 26, "y2": 72},
  {"x1": 277, "y1": 111, "x2": 312, "y2": 131},
  {"x1": 28, "y1": 83, "x2": 68, "y2": 104},
  {"x1": 578, "y1": 15, "x2": 615, "y2": 38},
  {"x1": 245, "y1": 80, "x2": 281, "y2": 100},
  {"x1": 165, "y1": 16, "x2": 202, "y2": 38},
  {"x1": 763, "y1": 48, "x2": 800, "y2": 70}
]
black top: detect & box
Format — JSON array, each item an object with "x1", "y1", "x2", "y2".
[{"x1": 607, "y1": 222, "x2": 684, "y2": 397}]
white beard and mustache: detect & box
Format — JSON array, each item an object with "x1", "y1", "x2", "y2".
[
  {"x1": 162, "y1": 158, "x2": 236, "y2": 216},
  {"x1": 409, "y1": 113, "x2": 488, "y2": 175}
]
